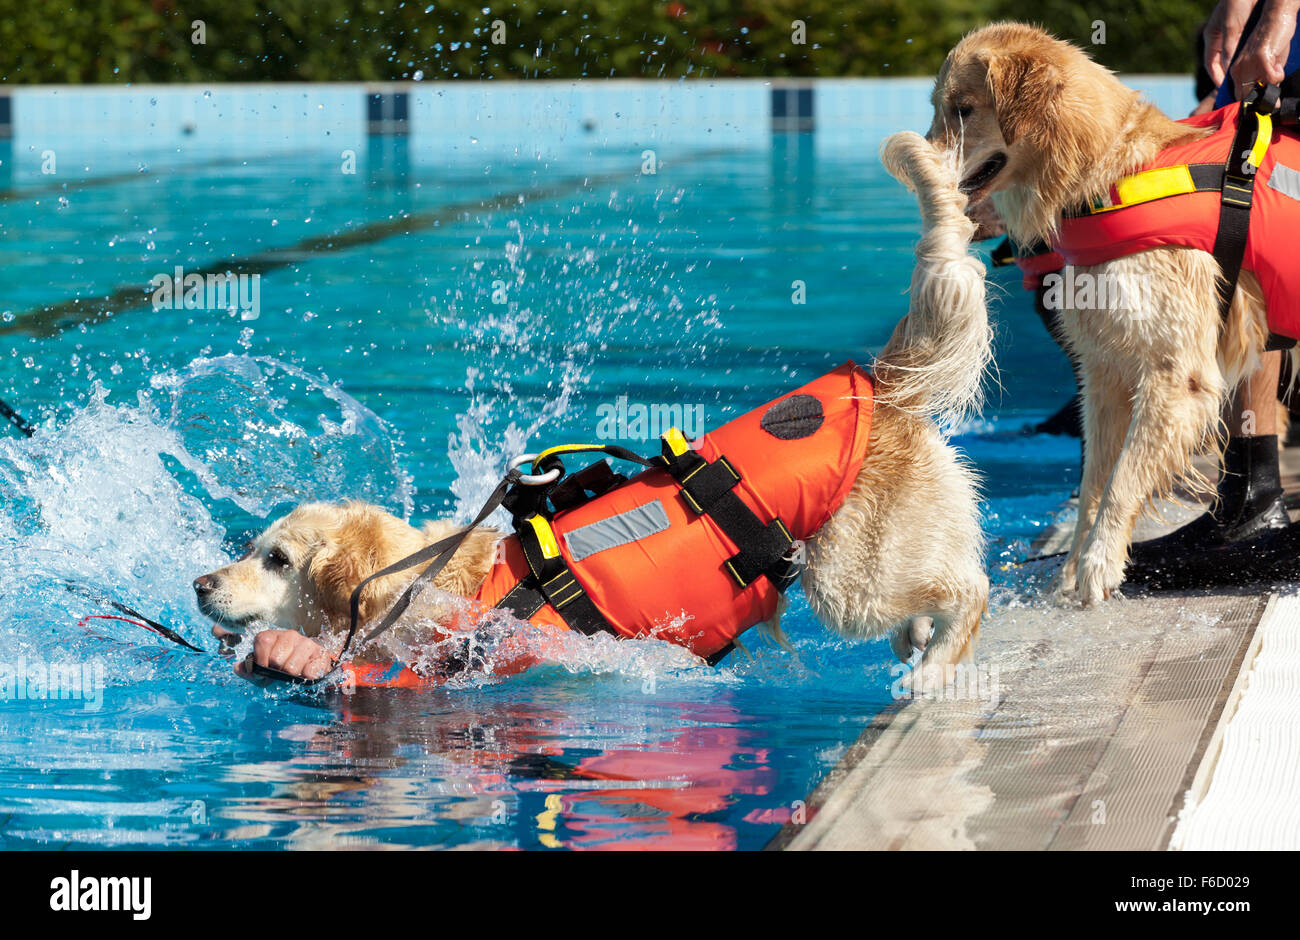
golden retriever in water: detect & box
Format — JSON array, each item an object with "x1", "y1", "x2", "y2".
[
  {"x1": 195, "y1": 133, "x2": 993, "y2": 683},
  {"x1": 928, "y1": 22, "x2": 1287, "y2": 604}
]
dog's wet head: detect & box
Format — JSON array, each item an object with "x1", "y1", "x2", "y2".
[
  {"x1": 926, "y1": 24, "x2": 1085, "y2": 205},
  {"x1": 192, "y1": 502, "x2": 427, "y2": 637}
]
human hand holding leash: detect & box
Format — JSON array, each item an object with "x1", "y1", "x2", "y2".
[
  {"x1": 1207, "y1": 0, "x2": 1300, "y2": 93},
  {"x1": 232, "y1": 628, "x2": 334, "y2": 685},
  {"x1": 1206, "y1": 0, "x2": 1264, "y2": 86},
  {"x1": 1232, "y1": 0, "x2": 1299, "y2": 90}
]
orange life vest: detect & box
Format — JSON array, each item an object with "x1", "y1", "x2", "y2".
[
  {"x1": 343, "y1": 363, "x2": 875, "y2": 688},
  {"x1": 1011, "y1": 103, "x2": 1300, "y2": 337}
]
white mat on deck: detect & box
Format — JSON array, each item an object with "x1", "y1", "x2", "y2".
[{"x1": 1172, "y1": 592, "x2": 1300, "y2": 850}]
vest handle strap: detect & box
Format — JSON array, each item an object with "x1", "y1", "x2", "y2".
[{"x1": 1212, "y1": 83, "x2": 1278, "y2": 323}]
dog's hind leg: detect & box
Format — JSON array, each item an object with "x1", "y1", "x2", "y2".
[
  {"x1": 803, "y1": 409, "x2": 989, "y2": 668},
  {"x1": 923, "y1": 595, "x2": 986, "y2": 666}
]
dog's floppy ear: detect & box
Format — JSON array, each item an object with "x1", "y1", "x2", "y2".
[
  {"x1": 983, "y1": 52, "x2": 1062, "y2": 146},
  {"x1": 308, "y1": 526, "x2": 377, "y2": 622},
  {"x1": 307, "y1": 505, "x2": 414, "y2": 622}
]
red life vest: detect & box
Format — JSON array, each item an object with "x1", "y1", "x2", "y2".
[
  {"x1": 1012, "y1": 104, "x2": 1300, "y2": 337},
  {"x1": 344, "y1": 363, "x2": 875, "y2": 688}
]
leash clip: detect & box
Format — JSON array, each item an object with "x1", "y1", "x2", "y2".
[{"x1": 509, "y1": 453, "x2": 563, "y2": 486}]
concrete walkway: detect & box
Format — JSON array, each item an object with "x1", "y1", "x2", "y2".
[{"x1": 771, "y1": 443, "x2": 1299, "y2": 851}]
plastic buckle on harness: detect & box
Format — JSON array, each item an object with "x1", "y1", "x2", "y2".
[{"x1": 723, "y1": 518, "x2": 797, "y2": 588}]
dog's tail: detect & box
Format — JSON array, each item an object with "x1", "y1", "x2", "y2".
[{"x1": 874, "y1": 131, "x2": 992, "y2": 431}]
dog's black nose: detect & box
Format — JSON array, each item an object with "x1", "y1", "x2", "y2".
[{"x1": 193, "y1": 574, "x2": 217, "y2": 597}]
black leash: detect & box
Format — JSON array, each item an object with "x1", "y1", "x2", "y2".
[
  {"x1": 60, "y1": 579, "x2": 206, "y2": 653},
  {"x1": 1, "y1": 396, "x2": 34, "y2": 437},
  {"x1": 344, "y1": 469, "x2": 521, "y2": 656},
  {"x1": 1212, "y1": 82, "x2": 1277, "y2": 325}
]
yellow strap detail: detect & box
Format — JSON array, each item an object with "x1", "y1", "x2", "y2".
[
  {"x1": 526, "y1": 515, "x2": 561, "y2": 559},
  {"x1": 532, "y1": 443, "x2": 605, "y2": 468},
  {"x1": 552, "y1": 586, "x2": 583, "y2": 607},
  {"x1": 1092, "y1": 164, "x2": 1196, "y2": 214},
  {"x1": 536, "y1": 793, "x2": 564, "y2": 847},
  {"x1": 1249, "y1": 112, "x2": 1272, "y2": 168},
  {"x1": 662, "y1": 427, "x2": 689, "y2": 457}
]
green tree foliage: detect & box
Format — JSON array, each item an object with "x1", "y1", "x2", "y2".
[
  {"x1": 0, "y1": 0, "x2": 1209, "y2": 83},
  {"x1": 989, "y1": 1, "x2": 1207, "y2": 74}
]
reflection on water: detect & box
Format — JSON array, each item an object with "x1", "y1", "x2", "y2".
[{"x1": 218, "y1": 693, "x2": 778, "y2": 851}]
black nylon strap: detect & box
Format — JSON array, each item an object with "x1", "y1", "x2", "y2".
[
  {"x1": 548, "y1": 460, "x2": 627, "y2": 512},
  {"x1": 493, "y1": 578, "x2": 549, "y2": 621},
  {"x1": 515, "y1": 513, "x2": 619, "y2": 638},
  {"x1": 658, "y1": 440, "x2": 798, "y2": 590},
  {"x1": 703, "y1": 643, "x2": 735, "y2": 667},
  {"x1": 1, "y1": 396, "x2": 34, "y2": 438},
  {"x1": 1189, "y1": 162, "x2": 1226, "y2": 192},
  {"x1": 990, "y1": 237, "x2": 1016, "y2": 267},
  {"x1": 342, "y1": 471, "x2": 520, "y2": 657},
  {"x1": 1212, "y1": 90, "x2": 1276, "y2": 322}
]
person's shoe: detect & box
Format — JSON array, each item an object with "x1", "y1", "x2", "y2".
[
  {"x1": 1124, "y1": 520, "x2": 1300, "y2": 591},
  {"x1": 1125, "y1": 434, "x2": 1290, "y2": 586}
]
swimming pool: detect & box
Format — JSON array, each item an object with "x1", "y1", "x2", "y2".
[{"x1": 0, "y1": 89, "x2": 1088, "y2": 850}]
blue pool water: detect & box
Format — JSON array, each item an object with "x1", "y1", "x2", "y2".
[{"x1": 0, "y1": 132, "x2": 1079, "y2": 849}]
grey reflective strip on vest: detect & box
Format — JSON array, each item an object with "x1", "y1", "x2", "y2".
[
  {"x1": 1269, "y1": 163, "x2": 1300, "y2": 202},
  {"x1": 563, "y1": 499, "x2": 671, "y2": 562}
]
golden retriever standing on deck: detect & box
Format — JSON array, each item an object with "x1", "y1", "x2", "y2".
[
  {"x1": 195, "y1": 134, "x2": 994, "y2": 684},
  {"x1": 928, "y1": 22, "x2": 1290, "y2": 604}
]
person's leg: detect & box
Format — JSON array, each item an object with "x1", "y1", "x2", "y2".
[
  {"x1": 1237, "y1": 350, "x2": 1282, "y2": 436},
  {"x1": 1215, "y1": 351, "x2": 1288, "y2": 535},
  {"x1": 1129, "y1": 348, "x2": 1287, "y2": 566},
  {"x1": 1032, "y1": 281, "x2": 1084, "y2": 439},
  {"x1": 1132, "y1": 3, "x2": 1296, "y2": 563}
]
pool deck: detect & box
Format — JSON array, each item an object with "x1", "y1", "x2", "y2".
[{"x1": 770, "y1": 442, "x2": 1300, "y2": 851}]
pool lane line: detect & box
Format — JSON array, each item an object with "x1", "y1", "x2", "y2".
[
  {"x1": 2, "y1": 147, "x2": 741, "y2": 340},
  {"x1": 0, "y1": 149, "x2": 324, "y2": 205}
]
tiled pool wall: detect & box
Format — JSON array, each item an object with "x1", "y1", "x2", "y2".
[{"x1": 0, "y1": 77, "x2": 1196, "y2": 177}]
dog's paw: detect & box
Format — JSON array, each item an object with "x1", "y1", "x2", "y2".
[
  {"x1": 888, "y1": 617, "x2": 934, "y2": 663},
  {"x1": 1076, "y1": 551, "x2": 1122, "y2": 606}
]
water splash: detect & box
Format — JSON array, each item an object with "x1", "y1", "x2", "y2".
[
  {"x1": 150, "y1": 354, "x2": 413, "y2": 519},
  {"x1": 0, "y1": 355, "x2": 415, "y2": 667}
]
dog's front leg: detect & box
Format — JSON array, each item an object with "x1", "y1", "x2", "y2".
[
  {"x1": 1075, "y1": 370, "x2": 1217, "y2": 604},
  {"x1": 1053, "y1": 360, "x2": 1131, "y2": 600}
]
